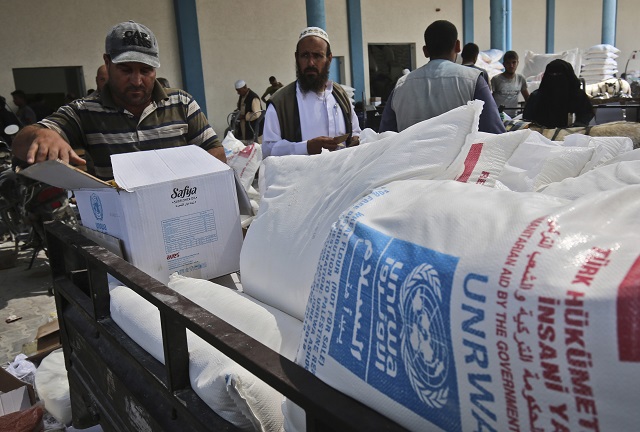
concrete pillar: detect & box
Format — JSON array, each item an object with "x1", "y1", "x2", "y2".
[
  {"x1": 173, "y1": 0, "x2": 207, "y2": 115},
  {"x1": 305, "y1": 0, "x2": 326, "y2": 29},
  {"x1": 347, "y1": 0, "x2": 365, "y2": 103},
  {"x1": 546, "y1": 0, "x2": 555, "y2": 53},
  {"x1": 602, "y1": 0, "x2": 617, "y2": 46},
  {"x1": 490, "y1": 0, "x2": 506, "y2": 52},
  {"x1": 463, "y1": 0, "x2": 474, "y2": 44}
]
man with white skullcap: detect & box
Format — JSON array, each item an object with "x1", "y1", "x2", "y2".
[
  {"x1": 233, "y1": 79, "x2": 262, "y2": 142},
  {"x1": 13, "y1": 20, "x2": 226, "y2": 179},
  {"x1": 262, "y1": 26, "x2": 361, "y2": 157}
]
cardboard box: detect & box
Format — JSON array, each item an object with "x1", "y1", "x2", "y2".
[
  {"x1": 0, "y1": 368, "x2": 36, "y2": 416},
  {"x1": 25, "y1": 319, "x2": 62, "y2": 364},
  {"x1": 21, "y1": 146, "x2": 244, "y2": 283}
]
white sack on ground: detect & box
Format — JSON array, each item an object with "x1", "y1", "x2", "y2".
[
  {"x1": 110, "y1": 275, "x2": 302, "y2": 432},
  {"x1": 288, "y1": 179, "x2": 640, "y2": 432},
  {"x1": 241, "y1": 101, "x2": 483, "y2": 321},
  {"x1": 35, "y1": 349, "x2": 71, "y2": 425}
]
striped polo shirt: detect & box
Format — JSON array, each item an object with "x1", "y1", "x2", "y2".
[{"x1": 40, "y1": 81, "x2": 221, "y2": 180}]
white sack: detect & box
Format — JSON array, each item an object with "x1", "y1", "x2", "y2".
[
  {"x1": 359, "y1": 128, "x2": 398, "y2": 144},
  {"x1": 541, "y1": 159, "x2": 640, "y2": 200},
  {"x1": 495, "y1": 132, "x2": 595, "y2": 191},
  {"x1": 223, "y1": 132, "x2": 263, "y2": 192},
  {"x1": 435, "y1": 130, "x2": 531, "y2": 187},
  {"x1": 578, "y1": 136, "x2": 633, "y2": 174},
  {"x1": 523, "y1": 49, "x2": 581, "y2": 79},
  {"x1": 241, "y1": 101, "x2": 483, "y2": 321},
  {"x1": 586, "y1": 44, "x2": 621, "y2": 54},
  {"x1": 289, "y1": 179, "x2": 640, "y2": 432},
  {"x1": 35, "y1": 349, "x2": 71, "y2": 425},
  {"x1": 110, "y1": 275, "x2": 302, "y2": 432}
]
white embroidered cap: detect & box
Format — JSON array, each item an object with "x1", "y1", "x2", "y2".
[
  {"x1": 234, "y1": 80, "x2": 246, "y2": 89},
  {"x1": 298, "y1": 27, "x2": 330, "y2": 45}
]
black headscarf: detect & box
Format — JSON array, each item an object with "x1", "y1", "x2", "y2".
[{"x1": 533, "y1": 59, "x2": 585, "y2": 127}]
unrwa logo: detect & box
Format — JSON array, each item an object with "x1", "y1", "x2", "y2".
[
  {"x1": 90, "y1": 193, "x2": 104, "y2": 221},
  {"x1": 400, "y1": 263, "x2": 449, "y2": 409}
]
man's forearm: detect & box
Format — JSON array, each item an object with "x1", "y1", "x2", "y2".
[{"x1": 207, "y1": 146, "x2": 227, "y2": 163}]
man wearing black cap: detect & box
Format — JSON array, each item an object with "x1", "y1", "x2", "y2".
[
  {"x1": 262, "y1": 26, "x2": 360, "y2": 157},
  {"x1": 12, "y1": 21, "x2": 225, "y2": 180}
]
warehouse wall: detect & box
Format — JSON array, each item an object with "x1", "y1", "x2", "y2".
[{"x1": 1, "y1": 0, "x2": 639, "y2": 137}]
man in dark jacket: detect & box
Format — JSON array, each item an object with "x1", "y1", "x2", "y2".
[{"x1": 234, "y1": 80, "x2": 262, "y2": 142}]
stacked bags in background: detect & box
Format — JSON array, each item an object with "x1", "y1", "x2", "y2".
[
  {"x1": 522, "y1": 48, "x2": 582, "y2": 80},
  {"x1": 522, "y1": 48, "x2": 582, "y2": 95},
  {"x1": 339, "y1": 83, "x2": 357, "y2": 107},
  {"x1": 477, "y1": 49, "x2": 504, "y2": 81},
  {"x1": 581, "y1": 44, "x2": 620, "y2": 84}
]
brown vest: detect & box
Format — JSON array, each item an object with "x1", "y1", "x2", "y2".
[{"x1": 268, "y1": 81, "x2": 353, "y2": 142}]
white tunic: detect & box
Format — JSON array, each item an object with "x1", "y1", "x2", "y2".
[{"x1": 262, "y1": 81, "x2": 361, "y2": 157}]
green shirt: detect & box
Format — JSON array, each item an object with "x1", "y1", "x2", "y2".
[
  {"x1": 40, "y1": 81, "x2": 221, "y2": 180},
  {"x1": 261, "y1": 83, "x2": 283, "y2": 101}
]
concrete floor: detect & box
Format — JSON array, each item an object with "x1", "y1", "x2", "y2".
[{"x1": 0, "y1": 240, "x2": 57, "y2": 365}]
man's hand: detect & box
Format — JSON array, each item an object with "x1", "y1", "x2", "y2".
[
  {"x1": 12, "y1": 125, "x2": 86, "y2": 166},
  {"x1": 347, "y1": 135, "x2": 360, "y2": 147},
  {"x1": 307, "y1": 136, "x2": 344, "y2": 154}
]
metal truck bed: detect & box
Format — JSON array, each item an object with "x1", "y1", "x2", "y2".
[{"x1": 44, "y1": 221, "x2": 405, "y2": 432}]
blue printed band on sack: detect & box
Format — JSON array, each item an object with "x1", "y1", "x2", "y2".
[{"x1": 330, "y1": 222, "x2": 462, "y2": 431}]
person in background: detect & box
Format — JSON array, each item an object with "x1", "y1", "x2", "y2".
[
  {"x1": 379, "y1": 20, "x2": 504, "y2": 134},
  {"x1": 234, "y1": 80, "x2": 262, "y2": 142},
  {"x1": 10, "y1": 90, "x2": 36, "y2": 126},
  {"x1": 261, "y1": 76, "x2": 283, "y2": 103},
  {"x1": 523, "y1": 59, "x2": 594, "y2": 128},
  {"x1": 30, "y1": 94, "x2": 53, "y2": 121},
  {"x1": 95, "y1": 64, "x2": 109, "y2": 94},
  {"x1": 262, "y1": 27, "x2": 361, "y2": 157},
  {"x1": 157, "y1": 77, "x2": 170, "y2": 88},
  {"x1": 12, "y1": 20, "x2": 225, "y2": 180},
  {"x1": 491, "y1": 50, "x2": 529, "y2": 117},
  {"x1": 461, "y1": 42, "x2": 490, "y2": 87}
]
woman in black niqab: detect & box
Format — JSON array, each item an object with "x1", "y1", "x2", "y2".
[{"x1": 523, "y1": 59, "x2": 594, "y2": 127}]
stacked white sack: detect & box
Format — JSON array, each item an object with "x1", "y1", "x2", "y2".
[
  {"x1": 110, "y1": 274, "x2": 302, "y2": 432},
  {"x1": 522, "y1": 49, "x2": 582, "y2": 81},
  {"x1": 241, "y1": 101, "x2": 483, "y2": 321},
  {"x1": 478, "y1": 49, "x2": 504, "y2": 81},
  {"x1": 287, "y1": 179, "x2": 640, "y2": 432},
  {"x1": 522, "y1": 49, "x2": 582, "y2": 97},
  {"x1": 581, "y1": 44, "x2": 620, "y2": 85}
]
